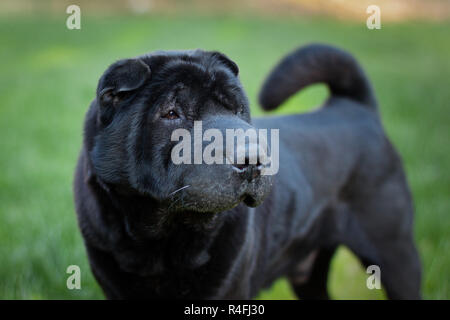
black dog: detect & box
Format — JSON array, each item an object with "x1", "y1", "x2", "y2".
[{"x1": 73, "y1": 44, "x2": 421, "y2": 299}]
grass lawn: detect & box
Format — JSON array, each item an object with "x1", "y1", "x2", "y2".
[{"x1": 0, "y1": 14, "x2": 448, "y2": 299}]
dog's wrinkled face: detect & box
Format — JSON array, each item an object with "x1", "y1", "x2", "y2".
[{"x1": 90, "y1": 50, "x2": 273, "y2": 214}]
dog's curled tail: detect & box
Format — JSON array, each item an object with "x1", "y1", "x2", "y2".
[{"x1": 258, "y1": 44, "x2": 377, "y2": 111}]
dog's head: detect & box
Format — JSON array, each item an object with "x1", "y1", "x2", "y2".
[{"x1": 88, "y1": 50, "x2": 273, "y2": 214}]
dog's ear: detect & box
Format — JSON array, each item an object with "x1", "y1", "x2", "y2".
[
  {"x1": 96, "y1": 58, "x2": 151, "y2": 124},
  {"x1": 210, "y1": 51, "x2": 239, "y2": 76}
]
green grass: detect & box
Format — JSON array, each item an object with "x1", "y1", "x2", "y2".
[{"x1": 0, "y1": 14, "x2": 449, "y2": 300}]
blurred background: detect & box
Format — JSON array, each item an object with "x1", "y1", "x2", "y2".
[{"x1": 0, "y1": 0, "x2": 449, "y2": 299}]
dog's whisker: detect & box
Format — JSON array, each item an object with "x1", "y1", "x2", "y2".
[{"x1": 169, "y1": 185, "x2": 191, "y2": 197}]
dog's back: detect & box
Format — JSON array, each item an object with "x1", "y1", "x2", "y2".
[{"x1": 252, "y1": 44, "x2": 421, "y2": 299}]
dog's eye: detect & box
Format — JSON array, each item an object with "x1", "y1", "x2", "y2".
[{"x1": 162, "y1": 110, "x2": 179, "y2": 120}]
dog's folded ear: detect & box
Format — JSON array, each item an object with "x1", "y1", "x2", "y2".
[
  {"x1": 96, "y1": 58, "x2": 151, "y2": 124},
  {"x1": 210, "y1": 51, "x2": 239, "y2": 76}
]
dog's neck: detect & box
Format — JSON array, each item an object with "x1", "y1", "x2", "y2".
[{"x1": 88, "y1": 172, "x2": 237, "y2": 273}]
